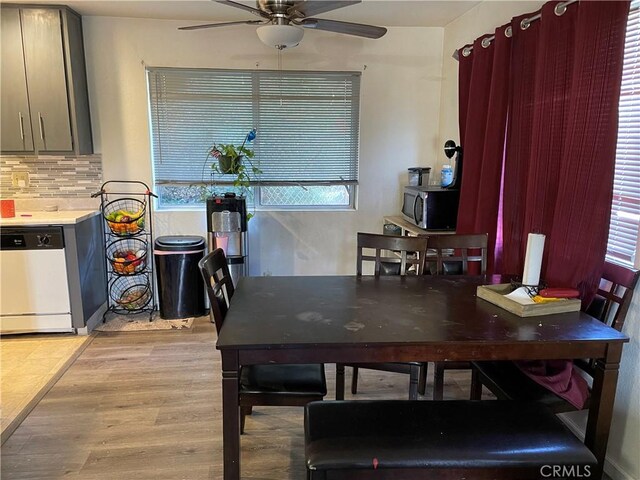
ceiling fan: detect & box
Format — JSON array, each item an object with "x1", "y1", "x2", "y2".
[{"x1": 179, "y1": 0, "x2": 387, "y2": 50}]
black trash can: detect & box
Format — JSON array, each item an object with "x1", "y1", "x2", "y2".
[{"x1": 154, "y1": 235, "x2": 206, "y2": 319}]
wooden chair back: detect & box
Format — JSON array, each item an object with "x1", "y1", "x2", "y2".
[
  {"x1": 425, "y1": 233, "x2": 488, "y2": 275},
  {"x1": 198, "y1": 248, "x2": 235, "y2": 335},
  {"x1": 574, "y1": 262, "x2": 639, "y2": 378},
  {"x1": 357, "y1": 232, "x2": 428, "y2": 276},
  {"x1": 587, "y1": 261, "x2": 639, "y2": 331}
]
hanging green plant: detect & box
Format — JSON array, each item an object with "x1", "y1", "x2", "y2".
[{"x1": 209, "y1": 129, "x2": 262, "y2": 188}]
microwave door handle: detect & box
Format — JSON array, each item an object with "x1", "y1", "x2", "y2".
[{"x1": 413, "y1": 194, "x2": 420, "y2": 225}]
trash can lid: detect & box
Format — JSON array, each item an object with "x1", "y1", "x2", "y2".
[{"x1": 154, "y1": 235, "x2": 205, "y2": 252}]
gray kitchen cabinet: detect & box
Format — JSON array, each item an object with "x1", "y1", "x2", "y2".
[
  {"x1": 1, "y1": 8, "x2": 34, "y2": 153},
  {"x1": 22, "y1": 9, "x2": 74, "y2": 152},
  {"x1": 0, "y1": 5, "x2": 93, "y2": 155},
  {"x1": 63, "y1": 213, "x2": 108, "y2": 333}
]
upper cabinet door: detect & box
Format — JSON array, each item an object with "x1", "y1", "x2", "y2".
[
  {"x1": 1, "y1": 9, "x2": 34, "y2": 152},
  {"x1": 21, "y1": 9, "x2": 73, "y2": 152}
]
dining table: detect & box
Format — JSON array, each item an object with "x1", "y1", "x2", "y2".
[{"x1": 216, "y1": 275, "x2": 629, "y2": 480}]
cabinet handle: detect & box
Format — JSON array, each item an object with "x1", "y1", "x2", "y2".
[
  {"x1": 38, "y1": 112, "x2": 44, "y2": 141},
  {"x1": 18, "y1": 112, "x2": 25, "y2": 141}
]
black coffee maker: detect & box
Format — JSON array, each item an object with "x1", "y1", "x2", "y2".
[{"x1": 443, "y1": 140, "x2": 463, "y2": 190}]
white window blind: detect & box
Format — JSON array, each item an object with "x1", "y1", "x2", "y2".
[
  {"x1": 607, "y1": 0, "x2": 640, "y2": 268},
  {"x1": 148, "y1": 68, "x2": 360, "y2": 186}
]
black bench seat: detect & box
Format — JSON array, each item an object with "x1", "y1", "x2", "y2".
[{"x1": 305, "y1": 400, "x2": 596, "y2": 480}]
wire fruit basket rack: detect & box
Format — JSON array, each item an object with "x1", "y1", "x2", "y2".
[{"x1": 92, "y1": 180, "x2": 157, "y2": 321}]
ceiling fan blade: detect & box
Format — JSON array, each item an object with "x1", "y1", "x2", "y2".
[
  {"x1": 179, "y1": 20, "x2": 265, "y2": 31},
  {"x1": 288, "y1": 1, "x2": 360, "y2": 18},
  {"x1": 215, "y1": 0, "x2": 271, "y2": 19},
  {"x1": 299, "y1": 18, "x2": 387, "y2": 39}
]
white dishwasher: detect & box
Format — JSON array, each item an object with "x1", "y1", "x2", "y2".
[{"x1": 0, "y1": 226, "x2": 74, "y2": 333}]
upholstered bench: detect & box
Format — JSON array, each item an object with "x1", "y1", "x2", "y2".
[{"x1": 304, "y1": 400, "x2": 596, "y2": 480}]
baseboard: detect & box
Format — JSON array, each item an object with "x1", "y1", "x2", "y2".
[
  {"x1": 83, "y1": 301, "x2": 108, "y2": 334},
  {"x1": 560, "y1": 415, "x2": 635, "y2": 480},
  {"x1": 604, "y1": 456, "x2": 636, "y2": 480}
]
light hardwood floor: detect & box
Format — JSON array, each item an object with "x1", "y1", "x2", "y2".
[{"x1": 1, "y1": 316, "x2": 484, "y2": 479}]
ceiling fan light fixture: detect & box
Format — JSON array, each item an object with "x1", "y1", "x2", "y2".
[{"x1": 257, "y1": 24, "x2": 304, "y2": 50}]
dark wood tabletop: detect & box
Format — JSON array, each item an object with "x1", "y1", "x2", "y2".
[
  {"x1": 217, "y1": 275, "x2": 628, "y2": 480},
  {"x1": 217, "y1": 275, "x2": 628, "y2": 350}
]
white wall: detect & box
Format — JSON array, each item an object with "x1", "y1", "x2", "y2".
[
  {"x1": 439, "y1": 3, "x2": 640, "y2": 479},
  {"x1": 83, "y1": 17, "x2": 444, "y2": 275}
]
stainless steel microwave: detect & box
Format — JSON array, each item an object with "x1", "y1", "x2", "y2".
[{"x1": 401, "y1": 186, "x2": 460, "y2": 230}]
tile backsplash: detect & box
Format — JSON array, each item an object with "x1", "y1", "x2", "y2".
[{"x1": 0, "y1": 154, "x2": 102, "y2": 198}]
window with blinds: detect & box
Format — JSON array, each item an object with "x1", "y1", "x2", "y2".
[
  {"x1": 607, "y1": 0, "x2": 640, "y2": 268},
  {"x1": 147, "y1": 67, "x2": 360, "y2": 208}
]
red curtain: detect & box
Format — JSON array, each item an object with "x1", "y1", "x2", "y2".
[
  {"x1": 456, "y1": 26, "x2": 512, "y2": 273},
  {"x1": 543, "y1": 1, "x2": 629, "y2": 302},
  {"x1": 501, "y1": 11, "x2": 543, "y2": 276},
  {"x1": 461, "y1": 1, "x2": 629, "y2": 302}
]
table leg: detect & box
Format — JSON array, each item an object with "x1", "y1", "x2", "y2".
[
  {"x1": 222, "y1": 351, "x2": 240, "y2": 480},
  {"x1": 585, "y1": 344, "x2": 623, "y2": 480}
]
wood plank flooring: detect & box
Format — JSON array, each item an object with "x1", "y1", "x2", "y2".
[{"x1": 1, "y1": 316, "x2": 484, "y2": 479}]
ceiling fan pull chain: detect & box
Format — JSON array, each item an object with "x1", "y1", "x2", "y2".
[{"x1": 278, "y1": 49, "x2": 283, "y2": 107}]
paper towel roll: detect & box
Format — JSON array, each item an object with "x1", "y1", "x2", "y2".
[{"x1": 522, "y1": 233, "x2": 545, "y2": 286}]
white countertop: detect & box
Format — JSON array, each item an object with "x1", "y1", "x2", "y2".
[{"x1": 0, "y1": 210, "x2": 100, "y2": 227}]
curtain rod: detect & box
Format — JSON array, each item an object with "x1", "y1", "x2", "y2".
[{"x1": 452, "y1": 0, "x2": 578, "y2": 60}]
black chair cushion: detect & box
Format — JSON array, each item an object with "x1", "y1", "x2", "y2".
[
  {"x1": 241, "y1": 364, "x2": 327, "y2": 396},
  {"x1": 472, "y1": 361, "x2": 581, "y2": 411},
  {"x1": 425, "y1": 261, "x2": 463, "y2": 275},
  {"x1": 305, "y1": 400, "x2": 595, "y2": 471},
  {"x1": 379, "y1": 261, "x2": 401, "y2": 276}
]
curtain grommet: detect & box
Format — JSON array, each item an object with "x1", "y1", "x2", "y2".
[
  {"x1": 555, "y1": 3, "x2": 568, "y2": 16},
  {"x1": 481, "y1": 37, "x2": 492, "y2": 48},
  {"x1": 505, "y1": 26, "x2": 513, "y2": 38},
  {"x1": 462, "y1": 46, "x2": 472, "y2": 57},
  {"x1": 521, "y1": 18, "x2": 531, "y2": 30}
]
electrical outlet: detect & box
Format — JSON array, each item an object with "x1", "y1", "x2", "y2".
[{"x1": 11, "y1": 171, "x2": 29, "y2": 188}]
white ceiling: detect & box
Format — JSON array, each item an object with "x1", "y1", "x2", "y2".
[{"x1": 9, "y1": 0, "x2": 482, "y2": 27}]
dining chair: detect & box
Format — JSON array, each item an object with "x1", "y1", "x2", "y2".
[
  {"x1": 425, "y1": 233, "x2": 488, "y2": 400},
  {"x1": 337, "y1": 232, "x2": 429, "y2": 401},
  {"x1": 199, "y1": 248, "x2": 327, "y2": 433},
  {"x1": 470, "y1": 261, "x2": 639, "y2": 412}
]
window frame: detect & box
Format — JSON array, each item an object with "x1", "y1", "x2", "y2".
[{"x1": 146, "y1": 67, "x2": 361, "y2": 212}]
